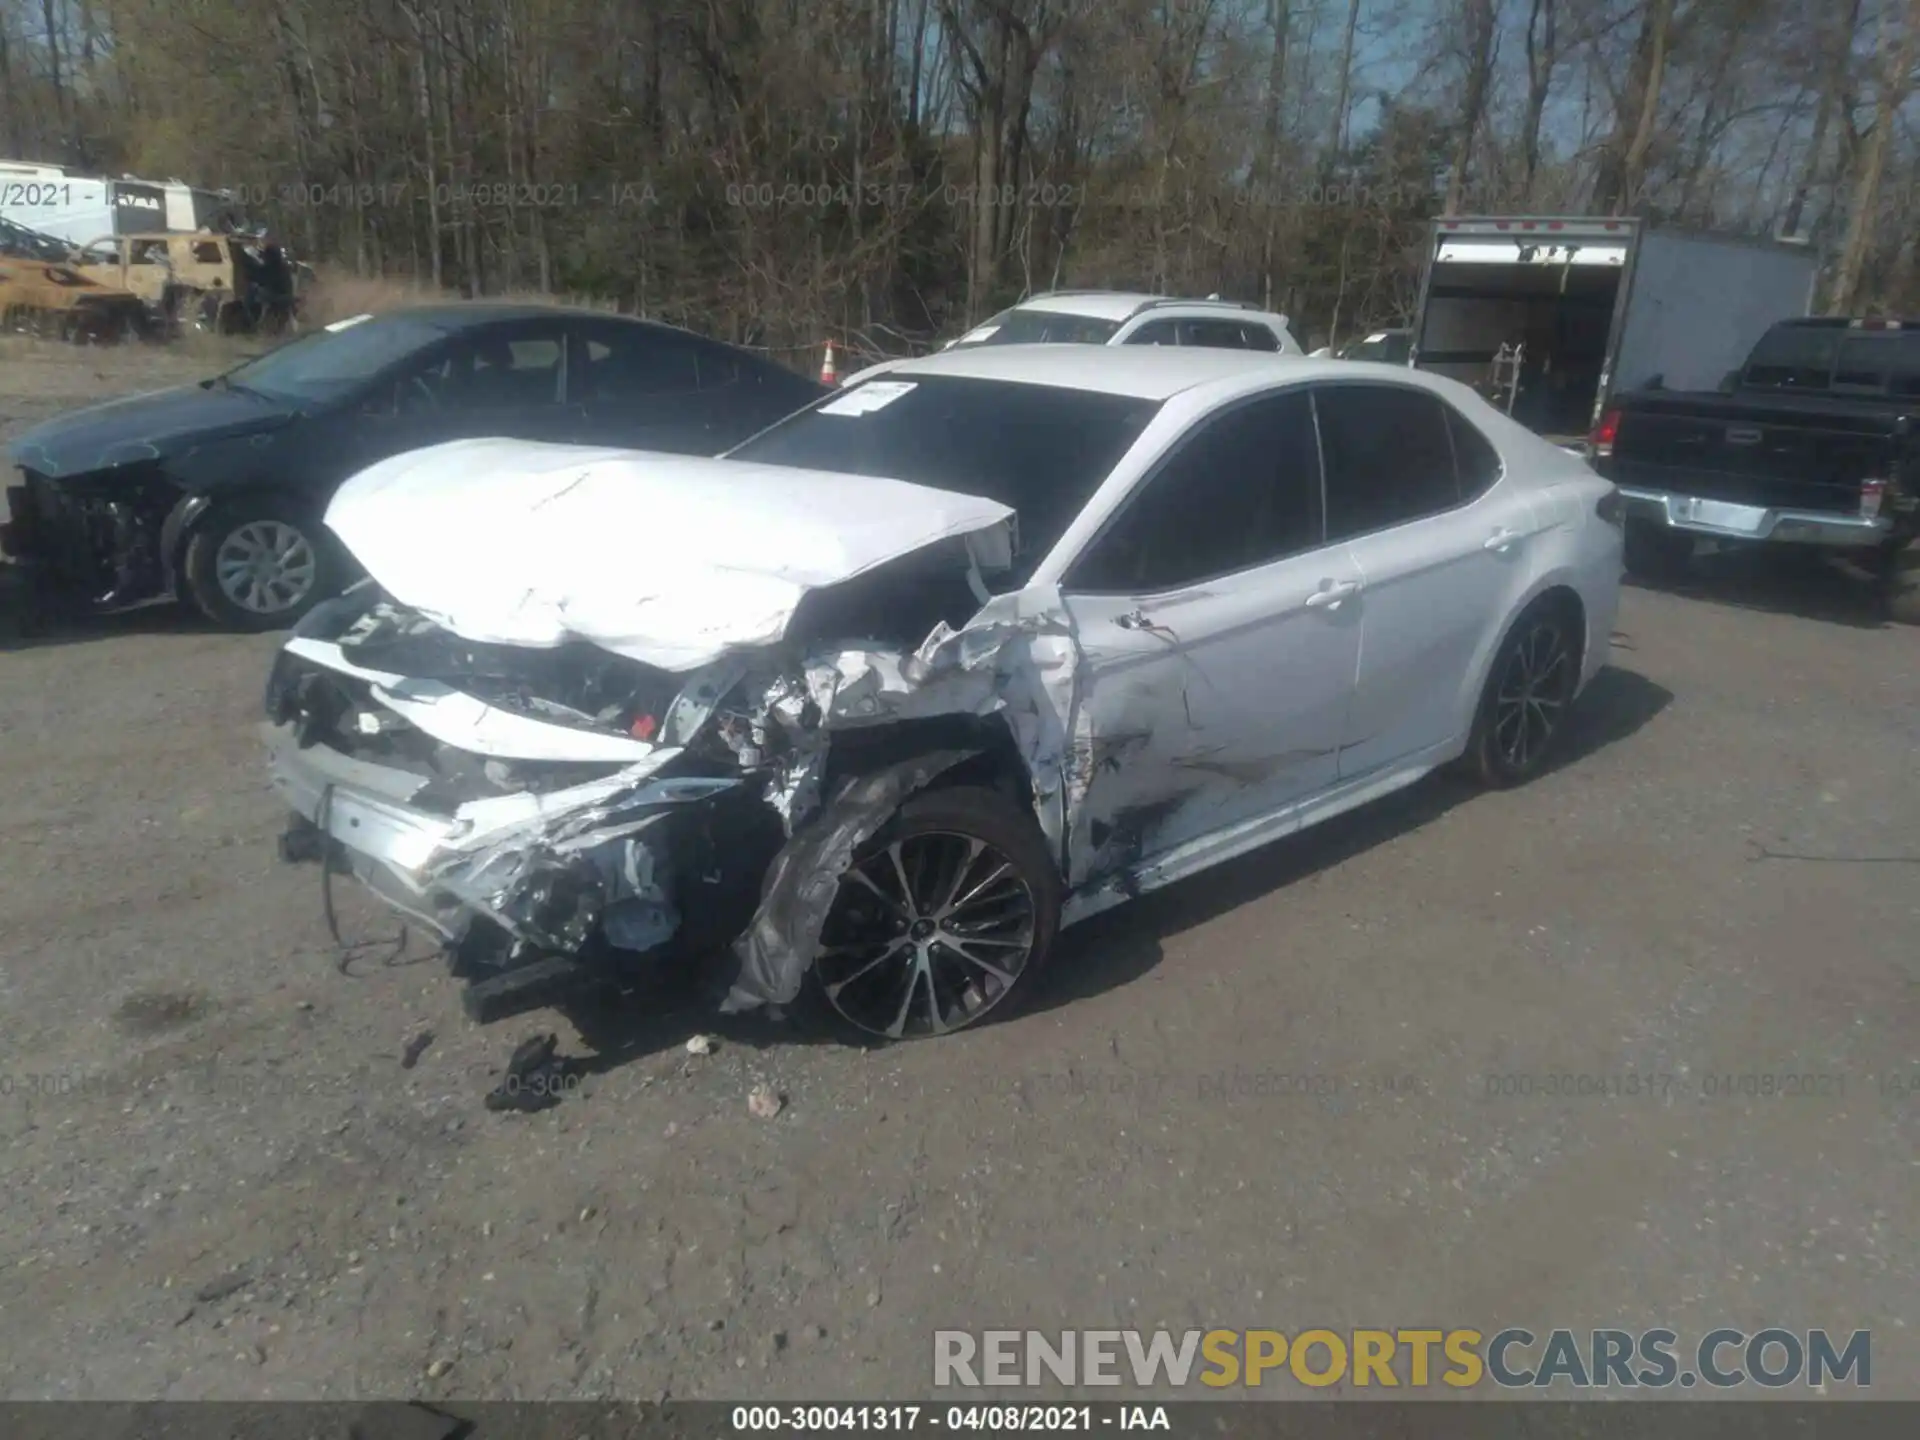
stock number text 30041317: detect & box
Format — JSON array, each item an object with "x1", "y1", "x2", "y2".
[{"x1": 729, "y1": 1406, "x2": 1112, "y2": 1431}]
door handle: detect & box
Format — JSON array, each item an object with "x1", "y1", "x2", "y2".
[
  {"x1": 1304, "y1": 579, "x2": 1359, "y2": 609},
  {"x1": 1115, "y1": 607, "x2": 1150, "y2": 630},
  {"x1": 1483, "y1": 527, "x2": 1521, "y2": 551}
]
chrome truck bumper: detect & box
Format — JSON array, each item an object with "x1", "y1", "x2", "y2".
[{"x1": 1618, "y1": 487, "x2": 1893, "y2": 548}]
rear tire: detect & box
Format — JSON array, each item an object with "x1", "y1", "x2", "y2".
[
  {"x1": 1623, "y1": 520, "x2": 1692, "y2": 578},
  {"x1": 1463, "y1": 599, "x2": 1583, "y2": 789},
  {"x1": 1884, "y1": 543, "x2": 1920, "y2": 627},
  {"x1": 183, "y1": 496, "x2": 340, "y2": 631},
  {"x1": 805, "y1": 783, "x2": 1061, "y2": 1042}
]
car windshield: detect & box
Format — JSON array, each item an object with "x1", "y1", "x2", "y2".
[
  {"x1": 726, "y1": 375, "x2": 1162, "y2": 584},
  {"x1": 953, "y1": 308, "x2": 1124, "y2": 347},
  {"x1": 220, "y1": 314, "x2": 448, "y2": 403}
]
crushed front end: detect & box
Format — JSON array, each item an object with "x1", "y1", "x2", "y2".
[
  {"x1": 262, "y1": 441, "x2": 1073, "y2": 1025},
  {"x1": 264, "y1": 586, "x2": 809, "y2": 1019},
  {"x1": 1, "y1": 463, "x2": 182, "y2": 610}
]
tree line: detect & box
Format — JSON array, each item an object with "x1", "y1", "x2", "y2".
[{"x1": 3, "y1": 0, "x2": 1918, "y2": 361}]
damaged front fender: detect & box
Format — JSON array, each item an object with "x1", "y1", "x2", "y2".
[{"x1": 722, "y1": 747, "x2": 983, "y2": 1012}]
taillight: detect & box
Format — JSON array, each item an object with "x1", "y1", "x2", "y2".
[
  {"x1": 1590, "y1": 408, "x2": 1621, "y2": 459},
  {"x1": 1596, "y1": 486, "x2": 1624, "y2": 528},
  {"x1": 1860, "y1": 479, "x2": 1886, "y2": 520}
]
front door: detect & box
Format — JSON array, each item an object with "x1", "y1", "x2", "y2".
[
  {"x1": 1056, "y1": 389, "x2": 1363, "y2": 886},
  {"x1": 347, "y1": 321, "x2": 582, "y2": 471}
]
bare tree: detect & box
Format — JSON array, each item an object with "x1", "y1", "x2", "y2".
[
  {"x1": 1782, "y1": 0, "x2": 1864, "y2": 238},
  {"x1": 1519, "y1": 0, "x2": 1562, "y2": 195},
  {"x1": 1443, "y1": 0, "x2": 1500, "y2": 213},
  {"x1": 1831, "y1": 0, "x2": 1920, "y2": 312}
]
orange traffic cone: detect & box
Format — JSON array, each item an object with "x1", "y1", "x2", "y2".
[{"x1": 820, "y1": 342, "x2": 838, "y2": 385}]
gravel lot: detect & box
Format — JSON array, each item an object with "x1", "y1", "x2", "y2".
[{"x1": 2, "y1": 336, "x2": 1916, "y2": 1401}]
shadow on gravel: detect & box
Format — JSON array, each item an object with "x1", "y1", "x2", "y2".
[
  {"x1": 1029, "y1": 663, "x2": 1676, "y2": 1021},
  {"x1": 1626, "y1": 545, "x2": 1892, "y2": 630},
  {"x1": 0, "y1": 571, "x2": 216, "y2": 652},
  {"x1": 537, "y1": 665, "x2": 1677, "y2": 1077}
]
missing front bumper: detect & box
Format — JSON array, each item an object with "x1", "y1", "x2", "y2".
[{"x1": 264, "y1": 720, "x2": 766, "y2": 968}]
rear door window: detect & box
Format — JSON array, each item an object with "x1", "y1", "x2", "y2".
[
  {"x1": 1315, "y1": 383, "x2": 1461, "y2": 540},
  {"x1": 1176, "y1": 318, "x2": 1252, "y2": 350},
  {"x1": 574, "y1": 325, "x2": 706, "y2": 402},
  {"x1": 1123, "y1": 319, "x2": 1181, "y2": 346},
  {"x1": 1444, "y1": 403, "x2": 1504, "y2": 500}
]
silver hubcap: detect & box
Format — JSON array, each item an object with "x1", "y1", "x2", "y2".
[
  {"x1": 1494, "y1": 620, "x2": 1570, "y2": 770},
  {"x1": 214, "y1": 520, "x2": 317, "y2": 615},
  {"x1": 816, "y1": 831, "x2": 1037, "y2": 1039}
]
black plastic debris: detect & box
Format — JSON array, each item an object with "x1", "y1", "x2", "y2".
[
  {"x1": 400, "y1": 1028, "x2": 434, "y2": 1069},
  {"x1": 483, "y1": 1032, "x2": 570, "y2": 1113}
]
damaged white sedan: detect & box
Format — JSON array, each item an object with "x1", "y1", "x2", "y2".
[{"x1": 263, "y1": 346, "x2": 1623, "y2": 1039}]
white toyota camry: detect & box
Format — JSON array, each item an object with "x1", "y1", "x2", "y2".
[{"x1": 263, "y1": 345, "x2": 1624, "y2": 1040}]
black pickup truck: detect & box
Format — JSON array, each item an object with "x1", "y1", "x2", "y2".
[{"x1": 1590, "y1": 316, "x2": 1920, "y2": 624}]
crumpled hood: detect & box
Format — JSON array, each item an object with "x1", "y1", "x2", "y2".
[
  {"x1": 7, "y1": 382, "x2": 297, "y2": 478},
  {"x1": 324, "y1": 438, "x2": 1016, "y2": 671}
]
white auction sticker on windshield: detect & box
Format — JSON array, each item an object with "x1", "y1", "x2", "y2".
[
  {"x1": 819, "y1": 381, "x2": 918, "y2": 416},
  {"x1": 954, "y1": 325, "x2": 999, "y2": 344},
  {"x1": 324, "y1": 313, "x2": 373, "y2": 332}
]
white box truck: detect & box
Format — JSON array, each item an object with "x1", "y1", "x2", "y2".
[
  {"x1": 1408, "y1": 215, "x2": 1822, "y2": 448},
  {"x1": 0, "y1": 161, "x2": 244, "y2": 243}
]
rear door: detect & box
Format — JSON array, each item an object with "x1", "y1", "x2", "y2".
[
  {"x1": 1058, "y1": 388, "x2": 1364, "y2": 883},
  {"x1": 1317, "y1": 382, "x2": 1542, "y2": 777},
  {"x1": 567, "y1": 321, "x2": 809, "y2": 453}
]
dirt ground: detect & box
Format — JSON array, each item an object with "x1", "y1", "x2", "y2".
[{"x1": 1, "y1": 337, "x2": 1916, "y2": 1402}]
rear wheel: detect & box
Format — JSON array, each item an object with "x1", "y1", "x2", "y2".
[
  {"x1": 1623, "y1": 520, "x2": 1693, "y2": 578},
  {"x1": 808, "y1": 784, "x2": 1061, "y2": 1041},
  {"x1": 1463, "y1": 600, "x2": 1582, "y2": 789},
  {"x1": 183, "y1": 496, "x2": 340, "y2": 631},
  {"x1": 1883, "y1": 541, "x2": 1920, "y2": 627}
]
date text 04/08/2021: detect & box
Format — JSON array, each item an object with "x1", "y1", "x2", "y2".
[{"x1": 729, "y1": 1406, "x2": 1168, "y2": 1431}]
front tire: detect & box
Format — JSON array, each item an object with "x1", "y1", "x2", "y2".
[
  {"x1": 1463, "y1": 600, "x2": 1582, "y2": 789},
  {"x1": 183, "y1": 497, "x2": 339, "y2": 631},
  {"x1": 807, "y1": 783, "x2": 1061, "y2": 1041}
]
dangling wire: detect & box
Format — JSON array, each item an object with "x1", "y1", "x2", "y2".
[{"x1": 314, "y1": 782, "x2": 410, "y2": 972}]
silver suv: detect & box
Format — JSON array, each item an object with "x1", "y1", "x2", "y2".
[{"x1": 948, "y1": 291, "x2": 1302, "y2": 354}]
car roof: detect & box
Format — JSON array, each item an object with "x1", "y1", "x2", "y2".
[
  {"x1": 369, "y1": 303, "x2": 679, "y2": 333},
  {"x1": 1014, "y1": 292, "x2": 1166, "y2": 321},
  {"x1": 873, "y1": 344, "x2": 1365, "y2": 399},
  {"x1": 1011, "y1": 291, "x2": 1286, "y2": 323},
  {"x1": 1773, "y1": 316, "x2": 1920, "y2": 330}
]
